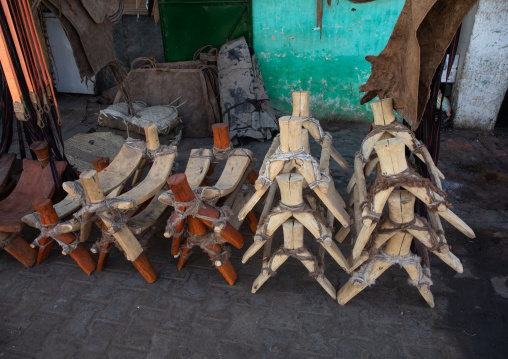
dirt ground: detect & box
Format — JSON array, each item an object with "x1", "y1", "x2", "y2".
[{"x1": 0, "y1": 95, "x2": 507, "y2": 358}]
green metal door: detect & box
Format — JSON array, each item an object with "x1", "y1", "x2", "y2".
[{"x1": 158, "y1": 0, "x2": 252, "y2": 62}]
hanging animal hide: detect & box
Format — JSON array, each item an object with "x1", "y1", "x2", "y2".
[
  {"x1": 359, "y1": 0, "x2": 478, "y2": 129},
  {"x1": 79, "y1": 0, "x2": 120, "y2": 24},
  {"x1": 42, "y1": 0, "x2": 116, "y2": 80}
]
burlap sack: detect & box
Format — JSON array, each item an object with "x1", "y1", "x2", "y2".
[{"x1": 114, "y1": 58, "x2": 220, "y2": 138}]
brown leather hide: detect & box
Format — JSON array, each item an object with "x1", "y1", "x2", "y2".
[
  {"x1": 360, "y1": 0, "x2": 478, "y2": 129},
  {"x1": 0, "y1": 159, "x2": 66, "y2": 233},
  {"x1": 43, "y1": 0, "x2": 116, "y2": 80}
]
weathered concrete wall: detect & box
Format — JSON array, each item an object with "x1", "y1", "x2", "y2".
[
  {"x1": 252, "y1": 0, "x2": 404, "y2": 120},
  {"x1": 452, "y1": 0, "x2": 508, "y2": 131}
]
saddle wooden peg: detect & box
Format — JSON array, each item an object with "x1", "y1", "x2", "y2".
[
  {"x1": 292, "y1": 91, "x2": 310, "y2": 117},
  {"x1": 80, "y1": 170, "x2": 157, "y2": 283},
  {"x1": 201, "y1": 123, "x2": 229, "y2": 186},
  {"x1": 91, "y1": 157, "x2": 110, "y2": 172},
  {"x1": 202, "y1": 123, "x2": 258, "y2": 186},
  {"x1": 32, "y1": 198, "x2": 96, "y2": 275},
  {"x1": 30, "y1": 141, "x2": 50, "y2": 168},
  {"x1": 371, "y1": 98, "x2": 396, "y2": 126}
]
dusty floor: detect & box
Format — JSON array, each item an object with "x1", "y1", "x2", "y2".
[{"x1": 0, "y1": 95, "x2": 507, "y2": 358}]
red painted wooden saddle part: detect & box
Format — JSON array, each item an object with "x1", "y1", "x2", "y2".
[
  {"x1": 0, "y1": 142, "x2": 66, "y2": 267},
  {"x1": 33, "y1": 199, "x2": 96, "y2": 275},
  {"x1": 167, "y1": 173, "x2": 244, "y2": 251},
  {"x1": 166, "y1": 173, "x2": 243, "y2": 284},
  {"x1": 178, "y1": 216, "x2": 238, "y2": 285}
]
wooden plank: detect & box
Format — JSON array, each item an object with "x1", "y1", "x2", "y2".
[
  {"x1": 114, "y1": 151, "x2": 176, "y2": 209},
  {"x1": 185, "y1": 148, "x2": 213, "y2": 189},
  {"x1": 201, "y1": 148, "x2": 252, "y2": 200},
  {"x1": 128, "y1": 189, "x2": 169, "y2": 235}
]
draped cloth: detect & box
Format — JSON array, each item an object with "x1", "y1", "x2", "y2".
[{"x1": 359, "y1": 0, "x2": 478, "y2": 130}]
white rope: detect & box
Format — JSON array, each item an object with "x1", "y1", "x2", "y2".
[{"x1": 258, "y1": 147, "x2": 328, "y2": 189}]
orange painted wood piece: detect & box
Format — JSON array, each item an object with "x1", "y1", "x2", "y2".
[
  {"x1": 132, "y1": 252, "x2": 157, "y2": 283},
  {"x1": 246, "y1": 169, "x2": 258, "y2": 185},
  {"x1": 198, "y1": 207, "x2": 244, "y2": 249},
  {"x1": 167, "y1": 173, "x2": 244, "y2": 249},
  {"x1": 177, "y1": 245, "x2": 191, "y2": 270},
  {"x1": 200, "y1": 163, "x2": 217, "y2": 186},
  {"x1": 167, "y1": 174, "x2": 196, "y2": 256},
  {"x1": 212, "y1": 123, "x2": 231, "y2": 149},
  {"x1": 33, "y1": 198, "x2": 96, "y2": 275},
  {"x1": 0, "y1": 158, "x2": 66, "y2": 233},
  {"x1": 0, "y1": 153, "x2": 16, "y2": 193},
  {"x1": 3, "y1": 235, "x2": 37, "y2": 268},
  {"x1": 96, "y1": 221, "x2": 113, "y2": 272},
  {"x1": 97, "y1": 245, "x2": 112, "y2": 271},
  {"x1": 246, "y1": 211, "x2": 259, "y2": 233},
  {"x1": 29, "y1": 141, "x2": 50, "y2": 168},
  {"x1": 36, "y1": 235, "x2": 53, "y2": 264},
  {"x1": 206, "y1": 243, "x2": 237, "y2": 285},
  {"x1": 91, "y1": 157, "x2": 110, "y2": 172},
  {"x1": 177, "y1": 216, "x2": 207, "y2": 269},
  {"x1": 200, "y1": 123, "x2": 231, "y2": 186},
  {"x1": 188, "y1": 216, "x2": 207, "y2": 235}
]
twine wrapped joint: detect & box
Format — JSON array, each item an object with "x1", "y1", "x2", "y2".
[
  {"x1": 31, "y1": 220, "x2": 79, "y2": 255},
  {"x1": 257, "y1": 146, "x2": 328, "y2": 191},
  {"x1": 264, "y1": 246, "x2": 324, "y2": 279},
  {"x1": 125, "y1": 139, "x2": 177, "y2": 160},
  {"x1": 351, "y1": 248, "x2": 433, "y2": 287},
  {"x1": 160, "y1": 190, "x2": 232, "y2": 236},
  {"x1": 73, "y1": 198, "x2": 138, "y2": 234}
]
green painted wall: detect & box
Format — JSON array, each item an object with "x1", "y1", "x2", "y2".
[{"x1": 252, "y1": 0, "x2": 404, "y2": 120}]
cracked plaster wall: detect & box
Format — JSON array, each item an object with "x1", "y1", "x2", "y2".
[
  {"x1": 452, "y1": 0, "x2": 508, "y2": 131},
  {"x1": 252, "y1": 0, "x2": 404, "y2": 121}
]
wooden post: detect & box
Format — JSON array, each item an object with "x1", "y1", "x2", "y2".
[
  {"x1": 201, "y1": 123, "x2": 230, "y2": 186},
  {"x1": 91, "y1": 157, "x2": 110, "y2": 172},
  {"x1": 177, "y1": 216, "x2": 205, "y2": 269},
  {"x1": 166, "y1": 173, "x2": 244, "y2": 249},
  {"x1": 80, "y1": 156, "x2": 112, "y2": 247},
  {"x1": 95, "y1": 220, "x2": 113, "y2": 271},
  {"x1": 32, "y1": 198, "x2": 96, "y2": 275},
  {"x1": 292, "y1": 91, "x2": 310, "y2": 117},
  {"x1": 370, "y1": 98, "x2": 396, "y2": 125},
  {"x1": 145, "y1": 123, "x2": 160, "y2": 152},
  {"x1": 80, "y1": 170, "x2": 157, "y2": 283},
  {"x1": 1, "y1": 233, "x2": 37, "y2": 268},
  {"x1": 30, "y1": 141, "x2": 50, "y2": 168}
]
